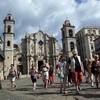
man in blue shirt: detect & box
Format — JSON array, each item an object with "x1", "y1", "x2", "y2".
[{"x1": 83, "y1": 59, "x2": 88, "y2": 83}]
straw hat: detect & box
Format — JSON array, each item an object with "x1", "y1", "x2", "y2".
[{"x1": 72, "y1": 49, "x2": 78, "y2": 55}]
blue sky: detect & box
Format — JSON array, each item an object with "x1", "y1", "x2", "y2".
[
  {"x1": 0, "y1": 0, "x2": 100, "y2": 46},
  {"x1": 75, "y1": 0, "x2": 83, "y2": 3}
]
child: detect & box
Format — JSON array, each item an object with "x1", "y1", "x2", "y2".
[{"x1": 29, "y1": 64, "x2": 38, "y2": 91}]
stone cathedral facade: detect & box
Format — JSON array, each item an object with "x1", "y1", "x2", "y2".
[{"x1": 3, "y1": 13, "x2": 61, "y2": 77}]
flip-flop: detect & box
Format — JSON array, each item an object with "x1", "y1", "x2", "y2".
[{"x1": 64, "y1": 91, "x2": 68, "y2": 94}]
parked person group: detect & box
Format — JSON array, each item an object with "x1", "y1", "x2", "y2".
[
  {"x1": 82, "y1": 55, "x2": 100, "y2": 88},
  {"x1": 56, "y1": 49, "x2": 100, "y2": 94},
  {"x1": 7, "y1": 50, "x2": 100, "y2": 94}
]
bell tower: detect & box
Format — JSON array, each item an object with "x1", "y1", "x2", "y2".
[
  {"x1": 61, "y1": 19, "x2": 76, "y2": 57},
  {"x1": 3, "y1": 13, "x2": 15, "y2": 77}
]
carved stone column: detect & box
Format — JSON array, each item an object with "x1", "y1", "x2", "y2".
[
  {"x1": 13, "y1": 56, "x2": 17, "y2": 70},
  {"x1": 27, "y1": 57, "x2": 30, "y2": 74}
]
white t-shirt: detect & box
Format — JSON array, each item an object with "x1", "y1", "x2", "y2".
[{"x1": 58, "y1": 61, "x2": 67, "y2": 74}]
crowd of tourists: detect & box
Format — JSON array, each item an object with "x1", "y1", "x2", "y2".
[{"x1": 7, "y1": 49, "x2": 100, "y2": 94}]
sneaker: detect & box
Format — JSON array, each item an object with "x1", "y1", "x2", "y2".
[
  {"x1": 11, "y1": 87, "x2": 14, "y2": 91},
  {"x1": 68, "y1": 82, "x2": 71, "y2": 87},
  {"x1": 91, "y1": 83, "x2": 94, "y2": 87}
]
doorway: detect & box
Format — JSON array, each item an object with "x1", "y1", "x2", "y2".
[
  {"x1": 17, "y1": 65, "x2": 23, "y2": 74},
  {"x1": 38, "y1": 61, "x2": 43, "y2": 71}
]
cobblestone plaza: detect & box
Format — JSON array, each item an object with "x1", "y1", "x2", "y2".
[{"x1": 0, "y1": 76, "x2": 100, "y2": 100}]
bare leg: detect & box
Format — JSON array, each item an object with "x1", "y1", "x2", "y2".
[
  {"x1": 95, "y1": 74, "x2": 99, "y2": 88},
  {"x1": 75, "y1": 81, "x2": 79, "y2": 92},
  {"x1": 63, "y1": 74, "x2": 67, "y2": 94},
  {"x1": 90, "y1": 73, "x2": 94, "y2": 86},
  {"x1": 45, "y1": 80, "x2": 48, "y2": 89},
  {"x1": 60, "y1": 80, "x2": 63, "y2": 93}
]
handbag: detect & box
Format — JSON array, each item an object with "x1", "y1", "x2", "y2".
[
  {"x1": 36, "y1": 74, "x2": 39, "y2": 79},
  {"x1": 58, "y1": 71, "x2": 64, "y2": 79}
]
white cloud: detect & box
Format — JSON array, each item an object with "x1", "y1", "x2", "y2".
[{"x1": 0, "y1": 0, "x2": 100, "y2": 46}]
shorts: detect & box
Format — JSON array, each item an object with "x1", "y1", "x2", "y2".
[
  {"x1": 10, "y1": 77, "x2": 15, "y2": 82},
  {"x1": 42, "y1": 71, "x2": 49, "y2": 80},
  {"x1": 72, "y1": 71, "x2": 84, "y2": 83},
  {"x1": 31, "y1": 76, "x2": 37, "y2": 83}
]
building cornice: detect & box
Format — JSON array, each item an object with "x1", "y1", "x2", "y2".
[
  {"x1": 94, "y1": 36, "x2": 100, "y2": 41},
  {"x1": 3, "y1": 32, "x2": 15, "y2": 36},
  {"x1": 61, "y1": 37, "x2": 76, "y2": 41},
  {"x1": 76, "y1": 27, "x2": 100, "y2": 36},
  {"x1": 61, "y1": 25, "x2": 75, "y2": 30},
  {"x1": 76, "y1": 33, "x2": 99, "y2": 41},
  {"x1": 3, "y1": 19, "x2": 15, "y2": 24}
]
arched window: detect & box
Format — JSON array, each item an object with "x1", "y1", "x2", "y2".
[
  {"x1": 93, "y1": 30, "x2": 96, "y2": 34},
  {"x1": 70, "y1": 42, "x2": 74, "y2": 51},
  {"x1": 69, "y1": 23, "x2": 71, "y2": 26},
  {"x1": 7, "y1": 41, "x2": 10, "y2": 46},
  {"x1": 8, "y1": 16, "x2": 11, "y2": 20},
  {"x1": 69, "y1": 29, "x2": 73, "y2": 37},
  {"x1": 8, "y1": 25, "x2": 11, "y2": 32}
]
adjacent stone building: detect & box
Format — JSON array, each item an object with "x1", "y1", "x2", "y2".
[
  {"x1": 76, "y1": 27, "x2": 100, "y2": 61},
  {"x1": 3, "y1": 13, "x2": 62, "y2": 76},
  {"x1": 94, "y1": 36, "x2": 100, "y2": 58},
  {"x1": 0, "y1": 37, "x2": 5, "y2": 79}
]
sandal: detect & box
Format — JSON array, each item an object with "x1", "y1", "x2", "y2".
[{"x1": 64, "y1": 91, "x2": 68, "y2": 94}]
